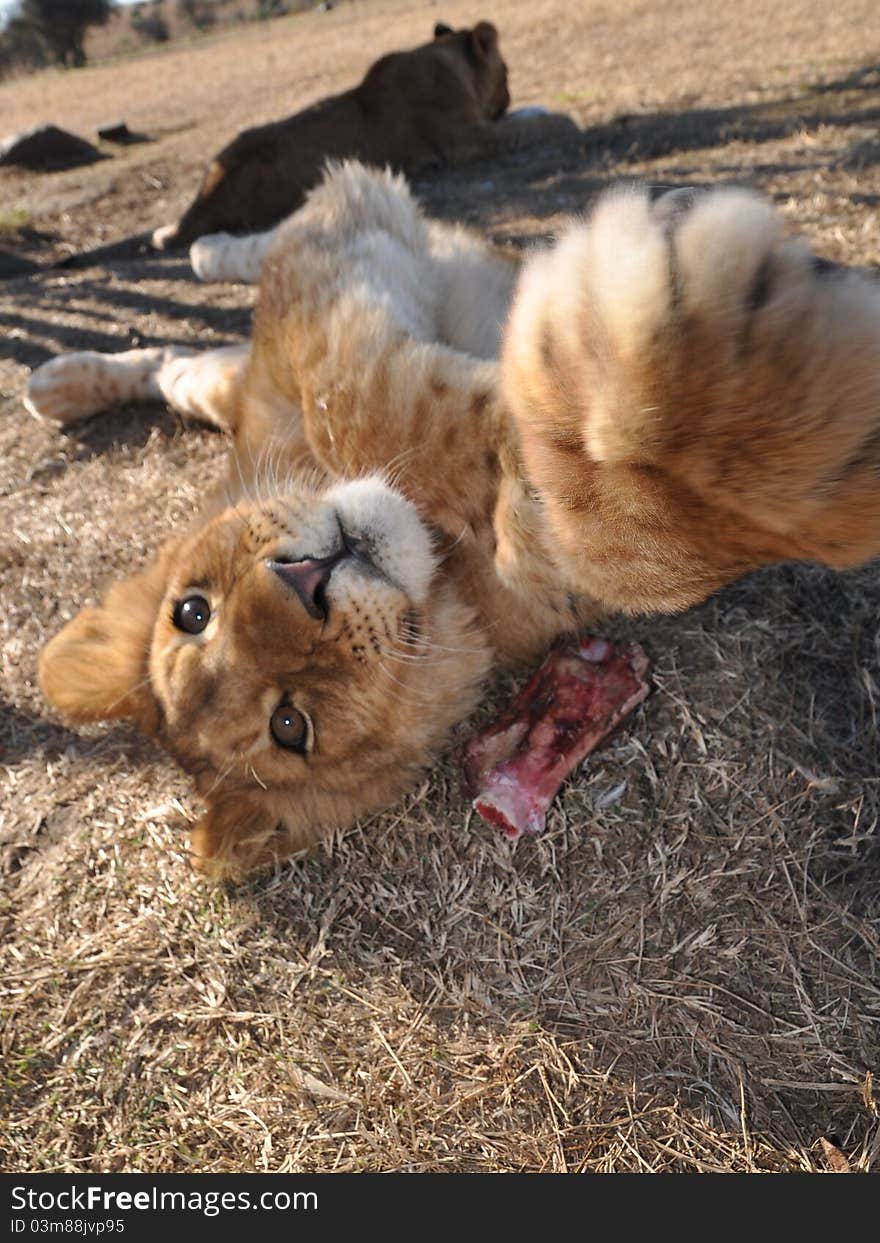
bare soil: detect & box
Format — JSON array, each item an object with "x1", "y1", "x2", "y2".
[{"x1": 1, "y1": 0, "x2": 879, "y2": 1173}]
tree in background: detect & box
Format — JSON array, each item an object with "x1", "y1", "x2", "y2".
[
  {"x1": 0, "y1": 13, "x2": 48, "y2": 78},
  {"x1": 131, "y1": 4, "x2": 170, "y2": 43},
  {"x1": 179, "y1": 0, "x2": 216, "y2": 31},
  {"x1": 14, "y1": 0, "x2": 113, "y2": 68}
]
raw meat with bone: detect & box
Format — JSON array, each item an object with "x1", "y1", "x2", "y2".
[{"x1": 463, "y1": 638, "x2": 650, "y2": 838}]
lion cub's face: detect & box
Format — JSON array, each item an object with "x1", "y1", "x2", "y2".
[
  {"x1": 40, "y1": 478, "x2": 490, "y2": 875},
  {"x1": 153, "y1": 479, "x2": 435, "y2": 781}
]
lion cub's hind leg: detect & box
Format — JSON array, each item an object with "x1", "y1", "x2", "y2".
[
  {"x1": 25, "y1": 343, "x2": 249, "y2": 433},
  {"x1": 26, "y1": 346, "x2": 169, "y2": 425}
]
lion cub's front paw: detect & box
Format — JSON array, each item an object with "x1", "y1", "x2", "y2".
[
  {"x1": 151, "y1": 223, "x2": 179, "y2": 251},
  {"x1": 25, "y1": 348, "x2": 165, "y2": 424}
]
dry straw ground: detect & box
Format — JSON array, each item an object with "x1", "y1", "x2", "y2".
[{"x1": 1, "y1": 0, "x2": 879, "y2": 1173}]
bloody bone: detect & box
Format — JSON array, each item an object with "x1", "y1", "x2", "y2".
[{"x1": 463, "y1": 637, "x2": 650, "y2": 838}]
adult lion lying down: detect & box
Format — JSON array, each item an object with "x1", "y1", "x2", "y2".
[
  {"x1": 29, "y1": 163, "x2": 880, "y2": 876},
  {"x1": 151, "y1": 19, "x2": 511, "y2": 250}
]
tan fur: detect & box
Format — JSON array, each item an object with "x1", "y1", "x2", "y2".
[
  {"x1": 502, "y1": 185, "x2": 880, "y2": 612},
  {"x1": 34, "y1": 166, "x2": 880, "y2": 877},
  {"x1": 38, "y1": 165, "x2": 586, "y2": 877},
  {"x1": 152, "y1": 20, "x2": 510, "y2": 251}
]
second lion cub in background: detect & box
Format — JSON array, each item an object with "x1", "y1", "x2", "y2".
[{"x1": 153, "y1": 20, "x2": 511, "y2": 250}]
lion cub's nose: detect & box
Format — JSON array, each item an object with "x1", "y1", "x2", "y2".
[{"x1": 268, "y1": 555, "x2": 341, "y2": 620}]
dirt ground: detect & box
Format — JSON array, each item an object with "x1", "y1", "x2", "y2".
[{"x1": 2, "y1": 0, "x2": 879, "y2": 1174}]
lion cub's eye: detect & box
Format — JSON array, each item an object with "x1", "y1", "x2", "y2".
[
  {"x1": 270, "y1": 701, "x2": 311, "y2": 754},
  {"x1": 172, "y1": 595, "x2": 211, "y2": 635}
]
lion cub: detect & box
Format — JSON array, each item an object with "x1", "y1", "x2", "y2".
[
  {"x1": 30, "y1": 164, "x2": 880, "y2": 875},
  {"x1": 152, "y1": 20, "x2": 510, "y2": 250}
]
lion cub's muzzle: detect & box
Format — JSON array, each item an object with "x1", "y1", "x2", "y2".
[
  {"x1": 268, "y1": 521, "x2": 384, "y2": 622},
  {"x1": 269, "y1": 551, "x2": 346, "y2": 621}
]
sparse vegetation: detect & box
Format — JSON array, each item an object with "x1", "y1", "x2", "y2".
[
  {"x1": 0, "y1": 207, "x2": 32, "y2": 235},
  {"x1": 130, "y1": 5, "x2": 170, "y2": 44},
  {"x1": 3, "y1": 0, "x2": 112, "y2": 70},
  {"x1": 0, "y1": 0, "x2": 308, "y2": 79},
  {"x1": 0, "y1": 15, "x2": 47, "y2": 78},
  {"x1": 178, "y1": 0, "x2": 216, "y2": 32},
  {"x1": 256, "y1": 0, "x2": 288, "y2": 18}
]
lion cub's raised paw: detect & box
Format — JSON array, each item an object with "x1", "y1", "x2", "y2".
[{"x1": 503, "y1": 183, "x2": 880, "y2": 611}]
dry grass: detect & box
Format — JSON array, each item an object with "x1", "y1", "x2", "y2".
[{"x1": 2, "y1": 0, "x2": 880, "y2": 1173}]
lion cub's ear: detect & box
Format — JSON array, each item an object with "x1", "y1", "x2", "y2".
[
  {"x1": 433, "y1": 21, "x2": 453, "y2": 38},
  {"x1": 470, "y1": 21, "x2": 498, "y2": 59},
  {"x1": 39, "y1": 549, "x2": 175, "y2": 735}
]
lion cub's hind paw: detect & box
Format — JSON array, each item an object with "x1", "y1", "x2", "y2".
[{"x1": 25, "y1": 348, "x2": 165, "y2": 424}]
